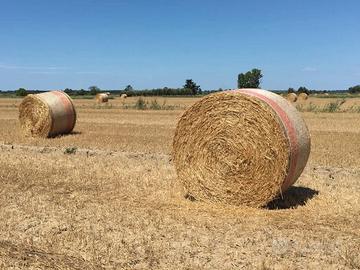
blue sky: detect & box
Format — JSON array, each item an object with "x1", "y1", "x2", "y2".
[{"x1": 0, "y1": 0, "x2": 359, "y2": 90}]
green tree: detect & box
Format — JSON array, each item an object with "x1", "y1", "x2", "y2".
[
  {"x1": 297, "y1": 86, "x2": 310, "y2": 95},
  {"x1": 64, "y1": 88, "x2": 73, "y2": 95},
  {"x1": 183, "y1": 79, "x2": 201, "y2": 95},
  {"x1": 349, "y1": 85, "x2": 360, "y2": 94},
  {"x1": 78, "y1": 89, "x2": 86, "y2": 96},
  {"x1": 16, "y1": 88, "x2": 27, "y2": 96},
  {"x1": 287, "y1": 87, "x2": 295, "y2": 93},
  {"x1": 88, "y1": 86, "x2": 100, "y2": 95},
  {"x1": 237, "y1": 68, "x2": 263, "y2": 88},
  {"x1": 124, "y1": 85, "x2": 134, "y2": 92}
]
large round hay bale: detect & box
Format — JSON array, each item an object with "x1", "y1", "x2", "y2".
[
  {"x1": 298, "y1": 93, "x2": 308, "y2": 100},
  {"x1": 287, "y1": 92, "x2": 298, "y2": 102},
  {"x1": 19, "y1": 91, "x2": 76, "y2": 137},
  {"x1": 173, "y1": 89, "x2": 311, "y2": 207},
  {"x1": 96, "y1": 93, "x2": 109, "y2": 103}
]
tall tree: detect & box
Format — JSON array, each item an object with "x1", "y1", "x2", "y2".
[
  {"x1": 287, "y1": 87, "x2": 295, "y2": 93},
  {"x1": 88, "y1": 86, "x2": 100, "y2": 95},
  {"x1": 297, "y1": 86, "x2": 309, "y2": 95},
  {"x1": 237, "y1": 68, "x2": 263, "y2": 88},
  {"x1": 349, "y1": 85, "x2": 360, "y2": 94},
  {"x1": 16, "y1": 88, "x2": 27, "y2": 96},
  {"x1": 124, "y1": 85, "x2": 134, "y2": 92},
  {"x1": 183, "y1": 79, "x2": 201, "y2": 95}
]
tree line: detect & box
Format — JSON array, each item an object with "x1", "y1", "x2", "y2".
[{"x1": 4, "y1": 69, "x2": 360, "y2": 96}]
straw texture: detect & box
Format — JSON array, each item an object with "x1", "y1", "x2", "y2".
[
  {"x1": 298, "y1": 93, "x2": 308, "y2": 100},
  {"x1": 287, "y1": 93, "x2": 298, "y2": 102},
  {"x1": 19, "y1": 91, "x2": 77, "y2": 138},
  {"x1": 172, "y1": 89, "x2": 311, "y2": 207},
  {"x1": 96, "y1": 93, "x2": 109, "y2": 103}
]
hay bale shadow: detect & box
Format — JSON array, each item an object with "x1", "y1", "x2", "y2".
[
  {"x1": 51, "y1": 131, "x2": 82, "y2": 138},
  {"x1": 69, "y1": 131, "x2": 82, "y2": 136},
  {"x1": 266, "y1": 186, "x2": 319, "y2": 210}
]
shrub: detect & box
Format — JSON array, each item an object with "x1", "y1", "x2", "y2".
[
  {"x1": 150, "y1": 99, "x2": 161, "y2": 110},
  {"x1": 134, "y1": 97, "x2": 147, "y2": 110},
  {"x1": 297, "y1": 86, "x2": 310, "y2": 95},
  {"x1": 64, "y1": 147, "x2": 77, "y2": 154},
  {"x1": 322, "y1": 100, "x2": 345, "y2": 112},
  {"x1": 349, "y1": 85, "x2": 360, "y2": 94},
  {"x1": 16, "y1": 88, "x2": 27, "y2": 96},
  {"x1": 288, "y1": 87, "x2": 295, "y2": 93}
]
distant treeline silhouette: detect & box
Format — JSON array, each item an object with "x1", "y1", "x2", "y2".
[{"x1": 0, "y1": 88, "x2": 356, "y2": 97}]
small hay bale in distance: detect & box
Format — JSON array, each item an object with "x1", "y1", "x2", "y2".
[
  {"x1": 96, "y1": 93, "x2": 109, "y2": 103},
  {"x1": 287, "y1": 92, "x2": 298, "y2": 102},
  {"x1": 19, "y1": 91, "x2": 76, "y2": 138},
  {"x1": 120, "y1": 93, "x2": 127, "y2": 99},
  {"x1": 172, "y1": 89, "x2": 311, "y2": 207},
  {"x1": 298, "y1": 93, "x2": 309, "y2": 100}
]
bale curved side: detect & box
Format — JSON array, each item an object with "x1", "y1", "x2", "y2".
[
  {"x1": 172, "y1": 88, "x2": 310, "y2": 207},
  {"x1": 19, "y1": 91, "x2": 77, "y2": 137},
  {"x1": 238, "y1": 89, "x2": 311, "y2": 191}
]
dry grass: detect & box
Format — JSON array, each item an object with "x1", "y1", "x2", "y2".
[{"x1": 0, "y1": 96, "x2": 360, "y2": 269}]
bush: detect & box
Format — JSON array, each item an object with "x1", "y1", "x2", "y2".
[
  {"x1": 134, "y1": 97, "x2": 147, "y2": 110},
  {"x1": 288, "y1": 87, "x2": 295, "y2": 93},
  {"x1": 89, "y1": 86, "x2": 100, "y2": 95},
  {"x1": 297, "y1": 86, "x2": 310, "y2": 95},
  {"x1": 322, "y1": 100, "x2": 345, "y2": 112},
  {"x1": 150, "y1": 99, "x2": 161, "y2": 110},
  {"x1": 64, "y1": 147, "x2": 77, "y2": 154},
  {"x1": 15, "y1": 88, "x2": 27, "y2": 96},
  {"x1": 349, "y1": 85, "x2": 360, "y2": 94}
]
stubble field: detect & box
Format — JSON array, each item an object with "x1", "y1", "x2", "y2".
[{"x1": 0, "y1": 95, "x2": 359, "y2": 269}]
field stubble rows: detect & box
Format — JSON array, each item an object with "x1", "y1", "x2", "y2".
[{"x1": 0, "y1": 96, "x2": 359, "y2": 269}]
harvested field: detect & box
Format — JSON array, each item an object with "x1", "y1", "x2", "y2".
[{"x1": 0, "y1": 96, "x2": 360, "y2": 269}]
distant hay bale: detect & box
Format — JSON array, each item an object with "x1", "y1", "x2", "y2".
[
  {"x1": 287, "y1": 93, "x2": 298, "y2": 102},
  {"x1": 173, "y1": 89, "x2": 311, "y2": 207},
  {"x1": 96, "y1": 93, "x2": 109, "y2": 103},
  {"x1": 120, "y1": 94, "x2": 127, "y2": 99},
  {"x1": 19, "y1": 91, "x2": 76, "y2": 138},
  {"x1": 298, "y1": 93, "x2": 308, "y2": 100}
]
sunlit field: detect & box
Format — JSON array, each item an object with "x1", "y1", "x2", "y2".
[{"x1": 0, "y1": 95, "x2": 359, "y2": 269}]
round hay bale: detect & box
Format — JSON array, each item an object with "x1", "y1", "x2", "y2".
[
  {"x1": 19, "y1": 91, "x2": 76, "y2": 138},
  {"x1": 298, "y1": 93, "x2": 308, "y2": 100},
  {"x1": 172, "y1": 89, "x2": 311, "y2": 207},
  {"x1": 286, "y1": 93, "x2": 298, "y2": 102},
  {"x1": 96, "y1": 93, "x2": 109, "y2": 103},
  {"x1": 120, "y1": 93, "x2": 127, "y2": 99}
]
